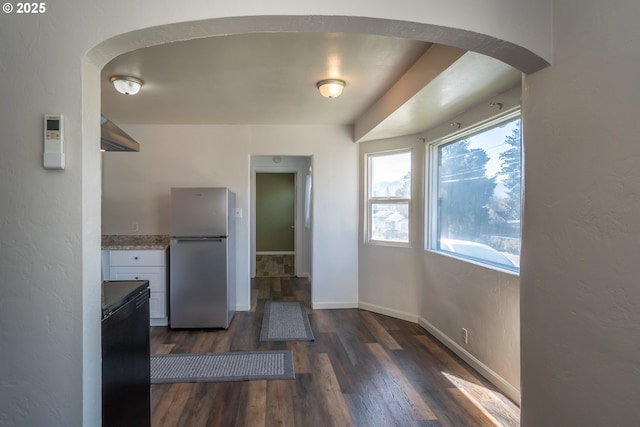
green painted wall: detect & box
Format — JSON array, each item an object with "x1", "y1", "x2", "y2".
[{"x1": 256, "y1": 173, "x2": 295, "y2": 251}]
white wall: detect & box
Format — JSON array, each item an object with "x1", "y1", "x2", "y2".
[
  {"x1": 421, "y1": 253, "x2": 520, "y2": 401},
  {"x1": 0, "y1": 1, "x2": 553, "y2": 425},
  {"x1": 102, "y1": 124, "x2": 358, "y2": 311},
  {"x1": 358, "y1": 136, "x2": 425, "y2": 321},
  {"x1": 521, "y1": 1, "x2": 640, "y2": 425}
]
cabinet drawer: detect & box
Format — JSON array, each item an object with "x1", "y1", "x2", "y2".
[
  {"x1": 109, "y1": 250, "x2": 165, "y2": 267},
  {"x1": 109, "y1": 267, "x2": 166, "y2": 292}
]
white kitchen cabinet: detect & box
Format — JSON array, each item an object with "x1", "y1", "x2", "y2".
[
  {"x1": 109, "y1": 249, "x2": 168, "y2": 326},
  {"x1": 101, "y1": 250, "x2": 109, "y2": 281}
]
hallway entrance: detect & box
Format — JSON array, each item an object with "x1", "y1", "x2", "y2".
[{"x1": 250, "y1": 156, "x2": 312, "y2": 280}]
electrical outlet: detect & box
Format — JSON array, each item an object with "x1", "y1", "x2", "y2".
[
  {"x1": 461, "y1": 328, "x2": 468, "y2": 345},
  {"x1": 131, "y1": 222, "x2": 139, "y2": 232}
]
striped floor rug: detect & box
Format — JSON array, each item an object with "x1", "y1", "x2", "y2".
[
  {"x1": 260, "y1": 300, "x2": 315, "y2": 342},
  {"x1": 150, "y1": 350, "x2": 294, "y2": 383}
]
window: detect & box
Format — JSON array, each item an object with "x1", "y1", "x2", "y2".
[
  {"x1": 429, "y1": 112, "x2": 521, "y2": 271},
  {"x1": 367, "y1": 150, "x2": 411, "y2": 245}
]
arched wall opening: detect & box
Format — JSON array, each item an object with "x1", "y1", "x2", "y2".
[
  {"x1": 85, "y1": 11, "x2": 545, "y2": 312},
  {"x1": 82, "y1": 13, "x2": 546, "y2": 424}
]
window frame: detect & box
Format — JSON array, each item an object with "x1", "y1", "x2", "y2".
[
  {"x1": 366, "y1": 148, "x2": 412, "y2": 247},
  {"x1": 426, "y1": 109, "x2": 522, "y2": 273}
]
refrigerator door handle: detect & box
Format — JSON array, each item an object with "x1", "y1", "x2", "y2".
[{"x1": 171, "y1": 237, "x2": 224, "y2": 243}]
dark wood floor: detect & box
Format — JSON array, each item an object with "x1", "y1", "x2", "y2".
[{"x1": 150, "y1": 276, "x2": 520, "y2": 426}]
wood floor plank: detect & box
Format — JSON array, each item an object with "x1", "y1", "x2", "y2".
[
  {"x1": 251, "y1": 288, "x2": 258, "y2": 312},
  {"x1": 229, "y1": 311, "x2": 257, "y2": 352},
  {"x1": 190, "y1": 330, "x2": 222, "y2": 354},
  {"x1": 206, "y1": 382, "x2": 243, "y2": 427},
  {"x1": 287, "y1": 341, "x2": 312, "y2": 374},
  {"x1": 443, "y1": 374, "x2": 519, "y2": 427},
  {"x1": 313, "y1": 353, "x2": 354, "y2": 426},
  {"x1": 360, "y1": 310, "x2": 403, "y2": 350},
  {"x1": 343, "y1": 392, "x2": 394, "y2": 427},
  {"x1": 235, "y1": 380, "x2": 267, "y2": 427},
  {"x1": 266, "y1": 380, "x2": 295, "y2": 427},
  {"x1": 175, "y1": 383, "x2": 216, "y2": 427},
  {"x1": 312, "y1": 308, "x2": 336, "y2": 334},
  {"x1": 257, "y1": 278, "x2": 271, "y2": 300},
  {"x1": 366, "y1": 342, "x2": 438, "y2": 421},
  {"x1": 155, "y1": 343, "x2": 175, "y2": 355},
  {"x1": 289, "y1": 374, "x2": 318, "y2": 427},
  {"x1": 152, "y1": 383, "x2": 192, "y2": 427},
  {"x1": 318, "y1": 332, "x2": 362, "y2": 394},
  {"x1": 446, "y1": 388, "x2": 507, "y2": 427}
]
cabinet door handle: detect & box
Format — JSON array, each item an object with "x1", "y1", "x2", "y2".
[
  {"x1": 134, "y1": 256, "x2": 139, "y2": 260},
  {"x1": 135, "y1": 276, "x2": 139, "y2": 280}
]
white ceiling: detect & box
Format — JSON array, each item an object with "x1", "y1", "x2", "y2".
[{"x1": 101, "y1": 32, "x2": 521, "y2": 142}]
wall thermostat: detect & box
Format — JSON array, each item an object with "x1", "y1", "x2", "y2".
[{"x1": 43, "y1": 114, "x2": 65, "y2": 170}]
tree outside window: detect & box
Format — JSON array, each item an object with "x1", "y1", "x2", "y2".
[{"x1": 432, "y1": 114, "x2": 521, "y2": 271}]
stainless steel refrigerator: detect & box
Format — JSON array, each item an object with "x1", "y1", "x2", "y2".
[{"x1": 169, "y1": 187, "x2": 236, "y2": 328}]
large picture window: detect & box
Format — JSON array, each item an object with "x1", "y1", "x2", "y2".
[
  {"x1": 429, "y1": 112, "x2": 521, "y2": 271},
  {"x1": 367, "y1": 150, "x2": 411, "y2": 245}
]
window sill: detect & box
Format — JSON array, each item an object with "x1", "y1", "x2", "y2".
[
  {"x1": 367, "y1": 240, "x2": 412, "y2": 249},
  {"x1": 426, "y1": 248, "x2": 520, "y2": 276}
]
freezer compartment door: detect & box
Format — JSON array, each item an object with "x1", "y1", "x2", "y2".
[
  {"x1": 170, "y1": 238, "x2": 231, "y2": 328},
  {"x1": 170, "y1": 187, "x2": 229, "y2": 237}
]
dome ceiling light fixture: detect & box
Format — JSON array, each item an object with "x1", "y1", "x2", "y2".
[
  {"x1": 110, "y1": 75, "x2": 144, "y2": 95},
  {"x1": 316, "y1": 79, "x2": 345, "y2": 99}
]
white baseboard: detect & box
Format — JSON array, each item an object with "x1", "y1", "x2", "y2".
[
  {"x1": 418, "y1": 316, "x2": 521, "y2": 405},
  {"x1": 312, "y1": 301, "x2": 359, "y2": 309},
  {"x1": 150, "y1": 318, "x2": 168, "y2": 327},
  {"x1": 358, "y1": 302, "x2": 420, "y2": 323}
]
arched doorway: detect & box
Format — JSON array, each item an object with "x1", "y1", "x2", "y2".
[{"x1": 81, "y1": 10, "x2": 547, "y2": 425}]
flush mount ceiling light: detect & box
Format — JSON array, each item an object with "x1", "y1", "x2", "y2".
[
  {"x1": 110, "y1": 75, "x2": 143, "y2": 95},
  {"x1": 316, "y1": 79, "x2": 345, "y2": 99}
]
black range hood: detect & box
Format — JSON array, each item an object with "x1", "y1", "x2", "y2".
[{"x1": 101, "y1": 115, "x2": 140, "y2": 152}]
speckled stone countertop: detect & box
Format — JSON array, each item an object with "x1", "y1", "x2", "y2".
[{"x1": 101, "y1": 235, "x2": 170, "y2": 250}]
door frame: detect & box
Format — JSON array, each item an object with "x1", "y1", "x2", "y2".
[{"x1": 250, "y1": 155, "x2": 312, "y2": 279}]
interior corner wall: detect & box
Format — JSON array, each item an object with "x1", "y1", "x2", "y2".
[
  {"x1": 520, "y1": 1, "x2": 640, "y2": 425},
  {"x1": 358, "y1": 135, "x2": 425, "y2": 321}
]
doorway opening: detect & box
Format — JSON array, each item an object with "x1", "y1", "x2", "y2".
[
  {"x1": 250, "y1": 155, "x2": 313, "y2": 281},
  {"x1": 255, "y1": 172, "x2": 295, "y2": 277}
]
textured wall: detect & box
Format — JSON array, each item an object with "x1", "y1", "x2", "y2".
[{"x1": 521, "y1": 1, "x2": 640, "y2": 425}]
